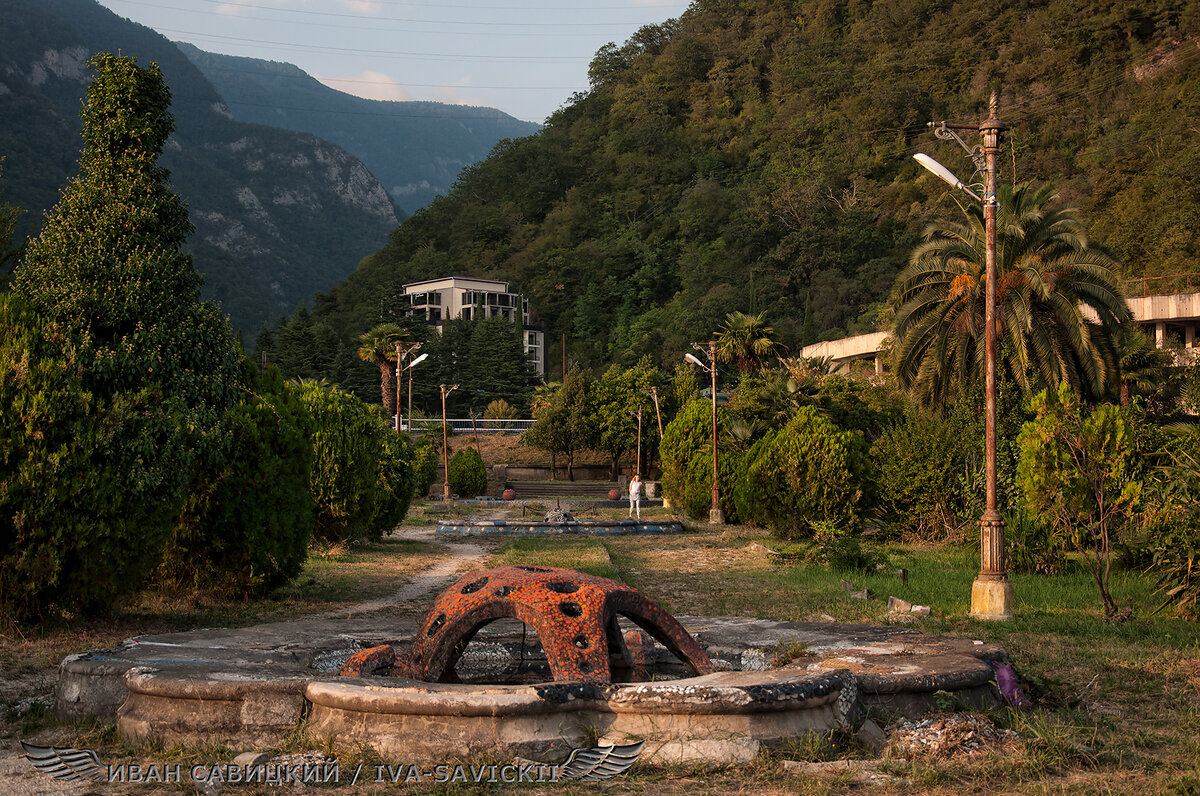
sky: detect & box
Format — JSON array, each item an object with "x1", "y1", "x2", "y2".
[{"x1": 92, "y1": 0, "x2": 693, "y2": 124}]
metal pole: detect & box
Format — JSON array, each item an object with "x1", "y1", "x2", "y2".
[
  {"x1": 649, "y1": 386, "x2": 664, "y2": 437},
  {"x1": 400, "y1": 340, "x2": 410, "y2": 432},
  {"x1": 971, "y1": 91, "x2": 1014, "y2": 620},
  {"x1": 635, "y1": 409, "x2": 642, "y2": 476},
  {"x1": 407, "y1": 364, "x2": 414, "y2": 432},
  {"x1": 708, "y1": 340, "x2": 724, "y2": 525},
  {"x1": 441, "y1": 384, "x2": 451, "y2": 500}
]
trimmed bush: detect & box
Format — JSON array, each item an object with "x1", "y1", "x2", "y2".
[
  {"x1": 159, "y1": 365, "x2": 315, "y2": 595},
  {"x1": 371, "y1": 429, "x2": 415, "y2": 537},
  {"x1": 448, "y1": 447, "x2": 488, "y2": 498},
  {"x1": 298, "y1": 380, "x2": 409, "y2": 543},
  {"x1": 659, "y1": 399, "x2": 740, "y2": 521},
  {"x1": 738, "y1": 406, "x2": 868, "y2": 538},
  {"x1": 0, "y1": 295, "x2": 187, "y2": 620},
  {"x1": 410, "y1": 435, "x2": 441, "y2": 498}
]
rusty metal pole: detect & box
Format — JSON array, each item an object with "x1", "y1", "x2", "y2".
[
  {"x1": 440, "y1": 384, "x2": 457, "y2": 500},
  {"x1": 649, "y1": 386, "x2": 664, "y2": 437},
  {"x1": 400, "y1": 338, "x2": 410, "y2": 432},
  {"x1": 708, "y1": 340, "x2": 724, "y2": 525},
  {"x1": 971, "y1": 92, "x2": 1015, "y2": 620},
  {"x1": 635, "y1": 408, "x2": 642, "y2": 476}
]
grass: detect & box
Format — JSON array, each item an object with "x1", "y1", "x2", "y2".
[{"x1": 7, "y1": 511, "x2": 1200, "y2": 793}]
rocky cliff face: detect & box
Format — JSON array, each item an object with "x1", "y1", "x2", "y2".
[{"x1": 0, "y1": 0, "x2": 401, "y2": 334}]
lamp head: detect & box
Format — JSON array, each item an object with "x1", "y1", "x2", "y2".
[
  {"x1": 684, "y1": 353, "x2": 706, "y2": 369},
  {"x1": 913, "y1": 153, "x2": 981, "y2": 201},
  {"x1": 409, "y1": 353, "x2": 429, "y2": 368}
]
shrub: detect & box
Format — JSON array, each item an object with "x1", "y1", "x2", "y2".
[
  {"x1": 802, "y1": 520, "x2": 889, "y2": 574},
  {"x1": 484, "y1": 399, "x2": 519, "y2": 419},
  {"x1": 659, "y1": 398, "x2": 740, "y2": 521},
  {"x1": 159, "y1": 365, "x2": 314, "y2": 595},
  {"x1": 1018, "y1": 385, "x2": 1141, "y2": 619},
  {"x1": 738, "y1": 406, "x2": 869, "y2": 539},
  {"x1": 1139, "y1": 428, "x2": 1200, "y2": 617},
  {"x1": 871, "y1": 407, "x2": 971, "y2": 540},
  {"x1": 371, "y1": 428, "x2": 416, "y2": 537},
  {"x1": 298, "y1": 380, "x2": 406, "y2": 543},
  {"x1": 410, "y1": 435, "x2": 441, "y2": 498},
  {"x1": 448, "y1": 447, "x2": 488, "y2": 498},
  {"x1": 0, "y1": 295, "x2": 186, "y2": 620}
]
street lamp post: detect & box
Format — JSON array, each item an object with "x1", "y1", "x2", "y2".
[
  {"x1": 685, "y1": 341, "x2": 724, "y2": 525},
  {"x1": 440, "y1": 383, "x2": 459, "y2": 500},
  {"x1": 393, "y1": 341, "x2": 422, "y2": 432},
  {"x1": 648, "y1": 386, "x2": 664, "y2": 438},
  {"x1": 406, "y1": 352, "x2": 429, "y2": 432},
  {"x1": 916, "y1": 92, "x2": 1014, "y2": 620},
  {"x1": 630, "y1": 407, "x2": 643, "y2": 476}
]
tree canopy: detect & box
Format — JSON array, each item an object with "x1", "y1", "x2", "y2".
[
  {"x1": 259, "y1": 0, "x2": 1199, "y2": 392},
  {"x1": 889, "y1": 182, "x2": 1130, "y2": 408}
]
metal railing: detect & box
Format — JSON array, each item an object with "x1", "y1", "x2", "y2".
[
  {"x1": 403, "y1": 418, "x2": 535, "y2": 433},
  {"x1": 1124, "y1": 274, "x2": 1200, "y2": 298}
]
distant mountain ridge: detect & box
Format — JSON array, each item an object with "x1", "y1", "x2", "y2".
[
  {"x1": 175, "y1": 44, "x2": 543, "y2": 214},
  {"x1": 0, "y1": 0, "x2": 403, "y2": 334}
]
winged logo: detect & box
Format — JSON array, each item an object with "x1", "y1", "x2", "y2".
[
  {"x1": 21, "y1": 741, "x2": 108, "y2": 782},
  {"x1": 556, "y1": 741, "x2": 644, "y2": 781}
]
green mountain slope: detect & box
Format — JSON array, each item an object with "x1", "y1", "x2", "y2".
[
  {"x1": 293, "y1": 0, "x2": 1200, "y2": 375},
  {"x1": 0, "y1": 0, "x2": 400, "y2": 334},
  {"x1": 175, "y1": 44, "x2": 542, "y2": 215}
]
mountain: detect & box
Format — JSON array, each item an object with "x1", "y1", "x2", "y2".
[
  {"x1": 175, "y1": 45, "x2": 542, "y2": 215},
  {"x1": 0, "y1": 0, "x2": 402, "y2": 334},
  {"x1": 275, "y1": 0, "x2": 1200, "y2": 376}
]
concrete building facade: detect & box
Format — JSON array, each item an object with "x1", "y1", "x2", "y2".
[
  {"x1": 401, "y1": 276, "x2": 545, "y2": 376},
  {"x1": 801, "y1": 290, "x2": 1200, "y2": 375}
]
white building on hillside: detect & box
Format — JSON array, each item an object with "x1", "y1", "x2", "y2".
[{"x1": 401, "y1": 276, "x2": 545, "y2": 376}]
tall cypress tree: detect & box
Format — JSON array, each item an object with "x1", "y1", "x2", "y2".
[
  {"x1": 3, "y1": 53, "x2": 239, "y2": 618},
  {"x1": 16, "y1": 52, "x2": 239, "y2": 415}
]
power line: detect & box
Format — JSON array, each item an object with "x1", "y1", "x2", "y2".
[
  {"x1": 104, "y1": 0, "x2": 668, "y2": 28},
  {"x1": 154, "y1": 27, "x2": 588, "y2": 61}
]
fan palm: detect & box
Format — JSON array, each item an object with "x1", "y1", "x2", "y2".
[
  {"x1": 716, "y1": 310, "x2": 786, "y2": 375},
  {"x1": 890, "y1": 182, "x2": 1131, "y2": 408},
  {"x1": 356, "y1": 323, "x2": 411, "y2": 415}
]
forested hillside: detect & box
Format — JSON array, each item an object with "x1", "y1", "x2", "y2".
[
  {"x1": 284, "y1": 0, "x2": 1199, "y2": 380},
  {"x1": 176, "y1": 45, "x2": 542, "y2": 215},
  {"x1": 0, "y1": 0, "x2": 400, "y2": 334}
]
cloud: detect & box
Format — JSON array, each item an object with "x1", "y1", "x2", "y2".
[
  {"x1": 339, "y1": 0, "x2": 383, "y2": 11},
  {"x1": 314, "y1": 70, "x2": 414, "y2": 102},
  {"x1": 428, "y1": 77, "x2": 487, "y2": 108}
]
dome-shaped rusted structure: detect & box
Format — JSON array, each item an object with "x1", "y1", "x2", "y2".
[{"x1": 342, "y1": 566, "x2": 713, "y2": 685}]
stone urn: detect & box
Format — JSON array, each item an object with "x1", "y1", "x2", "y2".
[
  {"x1": 502, "y1": 488, "x2": 516, "y2": 501},
  {"x1": 607, "y1": 488, "x2": 621, "y2": 500}
]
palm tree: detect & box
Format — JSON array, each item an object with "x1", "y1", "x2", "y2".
[
  {"x1": 716, "y1": 310, "x2": 786, "y2": 375},
  {"x1": 1111, "y1": 323, "x2": 1174, "y2": 407},
  {"x1": 356, "y1": 323, "x2": 410, "y2": 415},
  {"x1": 889, "y1": 182, "x2": 1131, "y2": 408}
]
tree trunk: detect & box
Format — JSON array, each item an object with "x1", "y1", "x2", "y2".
[{"x1": 379, "y1": 361, "x2": 395, "y2": 418}]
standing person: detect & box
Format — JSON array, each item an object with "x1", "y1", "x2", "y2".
[{"x1": 629, "y1": 473, "x2": 642, "y2": 519}]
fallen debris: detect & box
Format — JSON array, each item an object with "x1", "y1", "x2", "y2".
[{"x1": 885, "y1": 713, "x2": 1020, "y2": 760}]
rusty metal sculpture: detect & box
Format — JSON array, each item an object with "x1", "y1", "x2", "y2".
[{"x1": 341, "y1": 566, "x2": 713, "y2": 685}]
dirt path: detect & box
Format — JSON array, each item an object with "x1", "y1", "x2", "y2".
[{"x1": 329, "y1": 526, "x2": 489, "y2": 616}]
